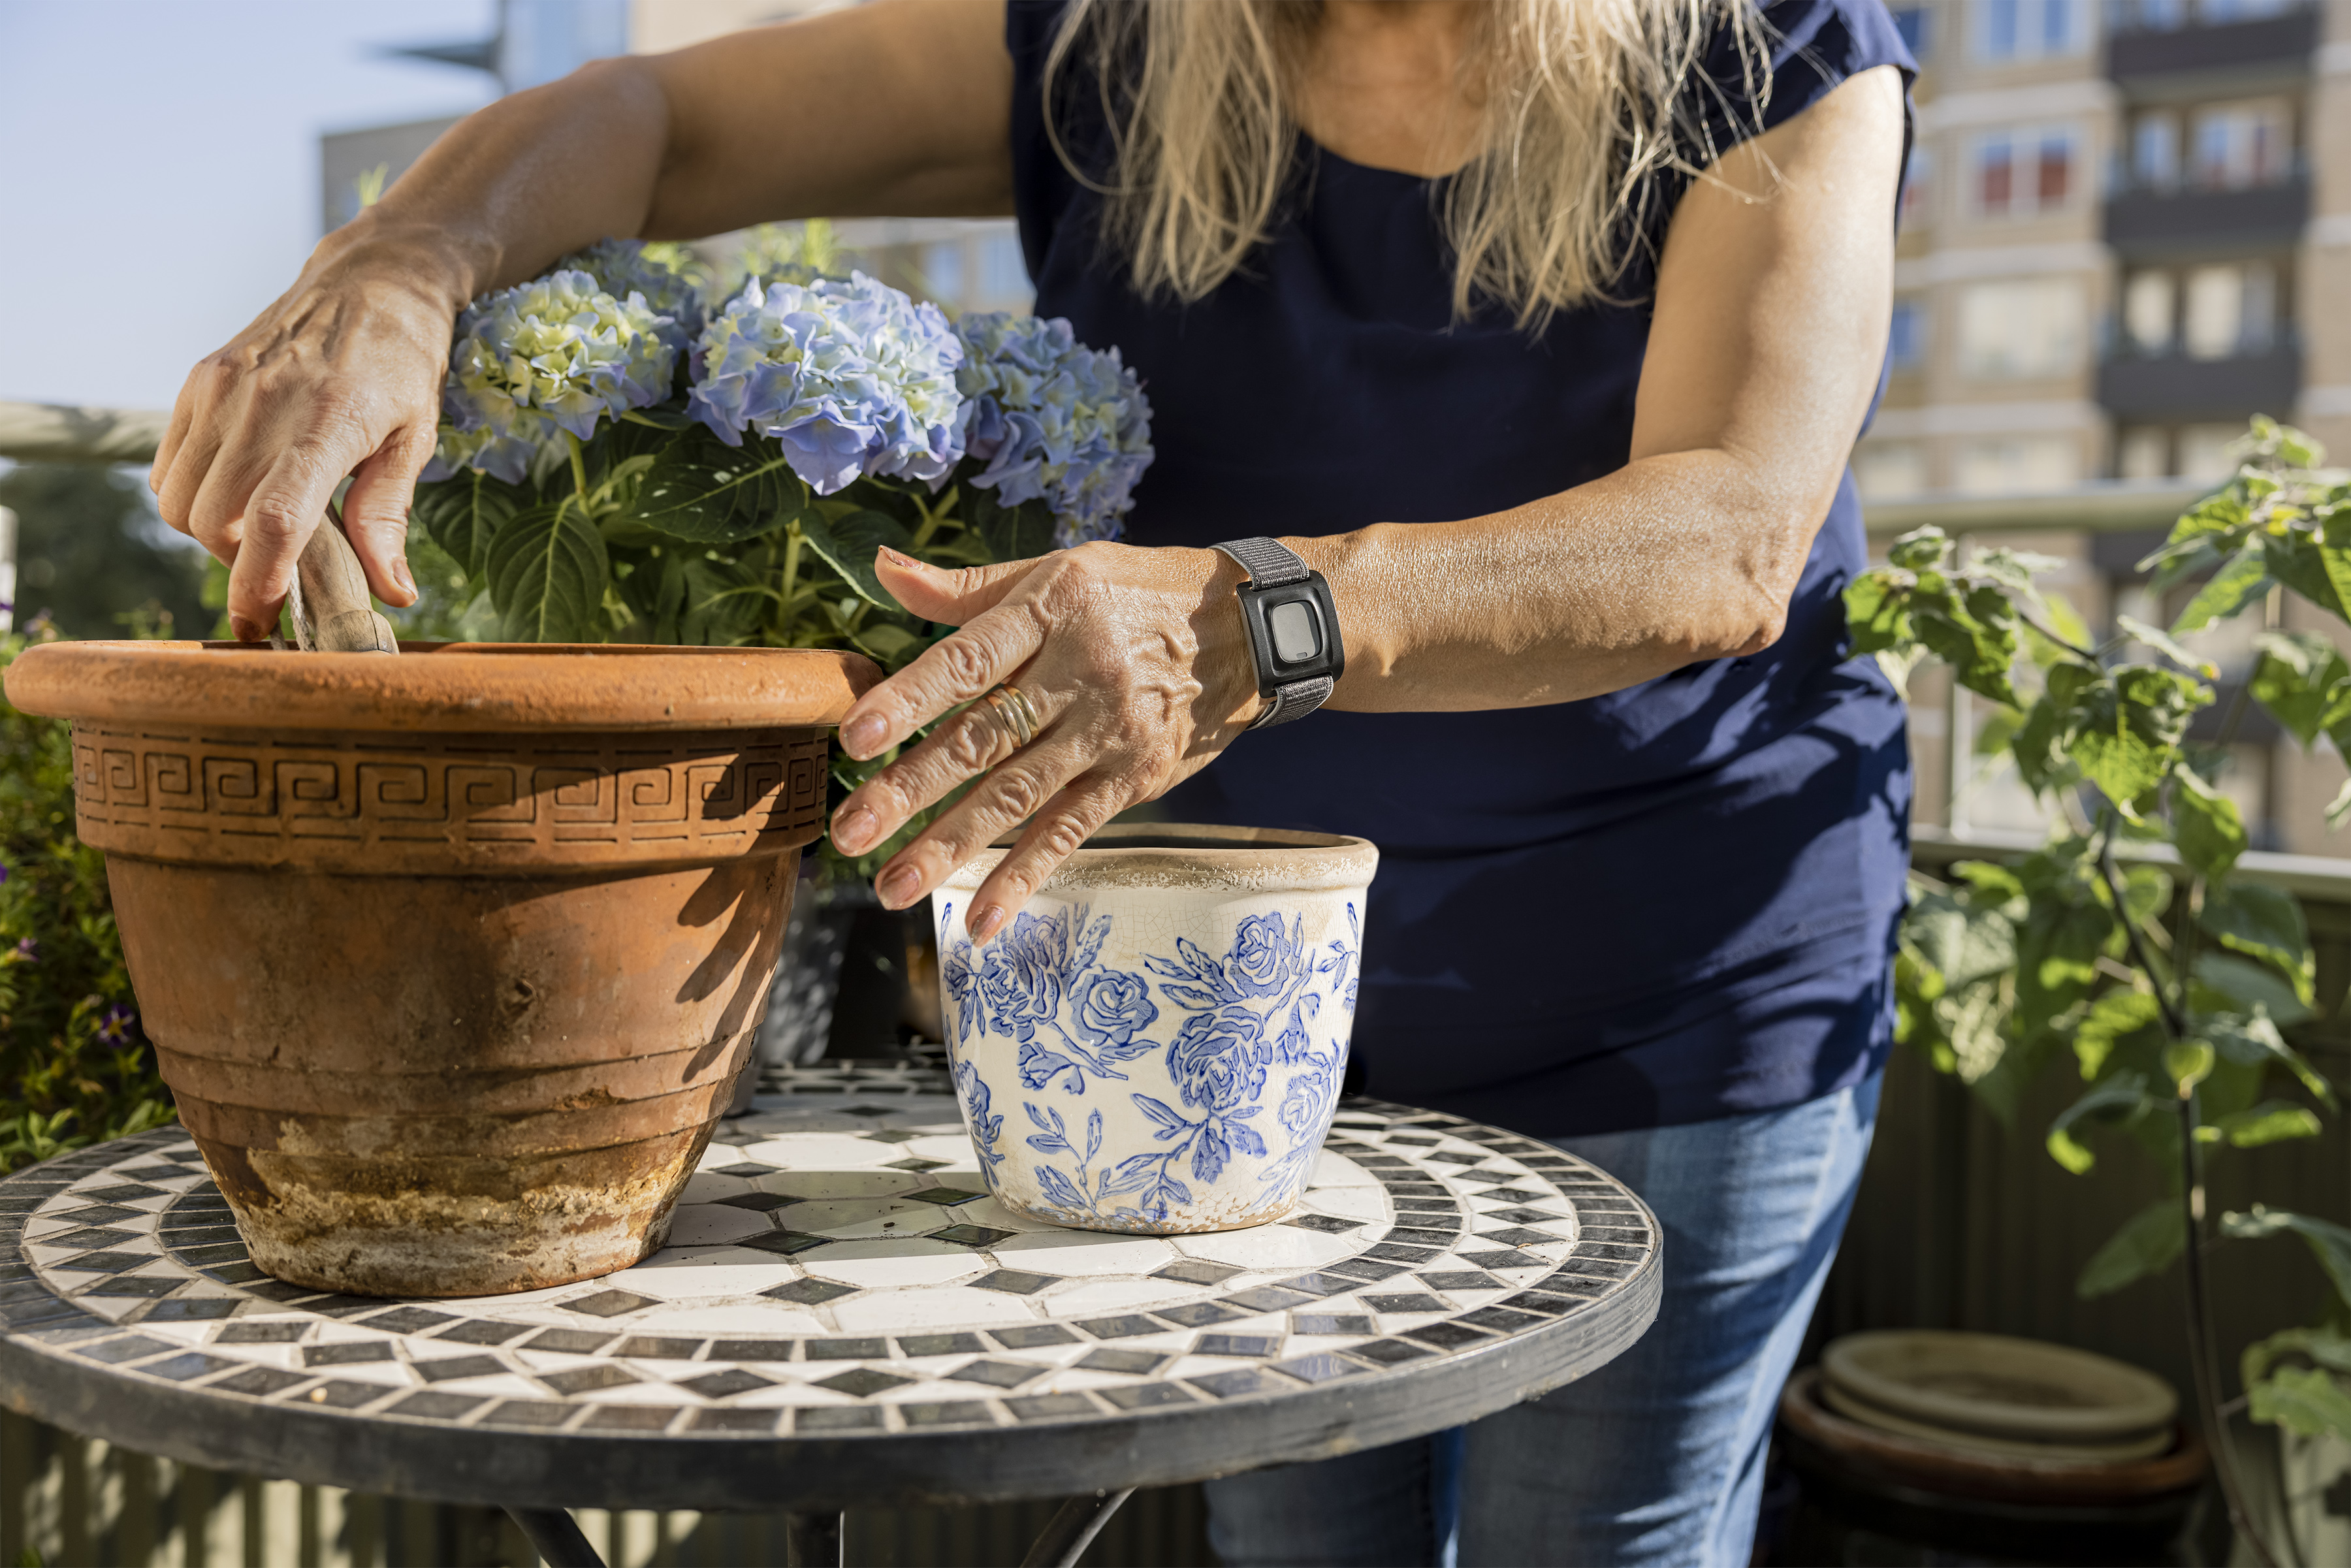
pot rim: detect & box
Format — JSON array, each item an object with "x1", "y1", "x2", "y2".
[
  {"x1": 936, "y1": 821, "x2": 1377, "y2": 895},
  {"x1": 2, "y1": 641, "x2": 877, "y2": 733}
]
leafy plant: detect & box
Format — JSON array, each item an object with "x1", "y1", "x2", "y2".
[
  {"x1": 0, "y1": 624, "x2": 176, "y2": 1175},
  {"x1": 1851, "y1": 417, "x2": 2351, "y2": 1561}
]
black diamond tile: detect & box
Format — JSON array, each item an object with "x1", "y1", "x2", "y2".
[
  {"x1": 897, "y1": 1332, "x2": 987, "y2": 1357},
  {"x1": 1365, "y1": 1243, "x2": 1443, "y2": 1264},
  {"x1": 144, "y1": 1352, "x2": 237, "y2": 1383},
  {"x1": 1152, "y1": 1302, "x2": 1245, "y2": 1329},
  {"x1": 1362, "y1": 1293, "x2": 1445, "y2": 1315},
  {"x1": 1189, "y1": 1367, "x2": 1279, "y2": 1399},
  {"x1": 1533, "y1": 1272, "x2": 1612, "y2": 1298},
  {"x1": 217, "y1": 1320, "x2": 306, "y2": 1344},
  {"x1": 519, "y1": 1335, "x2": 625, "y2": 1354},
  {"x1": 900, "y1": 1399, "x2": 995, "y2": 1428},
  {"x1": 1223, "y1": 1286, "x2": 1315, "y2": 1312},
  {"x1": 445, "y1": 1321, "x2": 539, "y2": 1347},
  {"x1": 805, "y1": 1337, "x2": 889, "y2": 1360},
  {"x1": 1418, "y1": 1271, "x2": 1503, "y2": 1292},
  {"x1": 1194, "y1": 1333, "x2": 1281, "y2": 1358},
  {"x1": 214, "y1": 1366, "x2": 309, "y2": 1397},
  {"x1": 714, "y1": 1192, "x2": 793, "y2": 1212},
  {"x1": 50, "y1": 1251, "x2": 148, "y2": 1275},
  {"x1": 200, "y1": 1261, "x2": 271, "y2": 1286},
  {"x1": 294, "y1": 1380, "x2": 389, "y2": 1409},
  {"x1": 972, "y1": 1269, "x2": 1061, "y2": 1295},
  {"x1": 1393, "y1": 1199, "x2": 1461, "y2": 1214},
  {"x1": 989, "y1": 1324, "x2": 1078, "y2": 1350},
  {"x1": 838, "y1": 1105, "x2": 893, "y2": 1118},
  {"x1": 1099, "y1": 1383, "x2": 1196, "y2": 1410},
  {"x1": 177, "y1": 1243, "x2": 253, "y2": 1266},
  {"x1": 1460, "y1": 1306, "x2": 1548, "y2": 1334},
  {"x1": 1290, "y1": 1313, "x2": 1375, "y2": 1336},
  {"x1": 1384, "y1": 1136, "x2": 1438, "y2": 1147},
  {"x1": 884, "y1": 1157, "x2": 949, "y2": 1172},
  {"x1": 1285, "y1": 1214, "x2": 1362, "y2": 1234},
  {"x1": 1385, "y1": 1228, "x2": 1460, "y2": 1248},
  {"x1": 948, "y1": 1358, "x2": 1043, "y2": 1388},
  {"x1": 712, "y1": 1162, "x2": 775, "y2": 1178},
  {"x1": 1575, "y1": 1242, "x2": 1648, "y2": 1263},
  {"x1": 75, "y1": 1185, "x2": 167, "y2": 1206},
  {"x1": 1477, "y1": 1187, "x2": 1551, "y2": 1205},
  {"x1": 47, "y1": 1204, "x2": 146, "y2": 1226},
  {"x1": 692, "y1": 1408, "x2": 781, "y2": 1433},
  {"x1": 1152, "y1": 1259, "x2": 1243, "y2": 1286},
  {"x1": 483, "y1": 1400, "x2": 574, "y2": 1428},
  {"x1": 1351, "y1": 1155, "x2": 1411, "y2": 1168},
  {"x1": 1077, "y1": 1348, "x2": 1166, "y2": 1375},
  {"x1": 612, "y1": 1336, "x2": 703, "y2": 1360},
  {"x1": 358, "y1": 1307, "x2": 455, "y2": 1334},
  {"x1": 1499, "y1": 1290, "x2": 1585, "y2": 1315},
  {"x1": 415, "y1": 1355, "x2": 509, "y2": 1383},
  {"x1": 814, "y1": 1368, "x2": 909, "y2": 1398},
  {"x1": 1384, "y1": 1183, "x2": 1448, "y2": 1198},
  {"x1": 1349, "y1": 1337, "x2": 1435, "y2": 1366},
  {"x1": 1428, "y1": 1152, "x2": 1485, "y2": 1166},
  {"x1": 564, "y1": 1290, "x2": 656, "y2": 1318},
  {"x1": 905, "y1": 1187, "x2": 990, "y2": 1206},
  {"x1": 1401, "y1": 1320, "x2": 1495, "y2": 1356},
  {"x1": 859, "y1": 1128, "x2": 922, "y2": 1144},
  {"x1": 583, "y1": 1406, "x2": 680, "y2": 1432},
  {"x1": 83, "y1": 1275, "x2": 179, "y2": 1299},
  {"x1": 1558, "y1": 1257, "x2": 1635, "y2": 1280},
  {"x1": 1475, "y1": 1227, "x2": 1560, "y2": 1249},
  {"x1": 306, "y1": 1296, "x2": 400, "y2": 1318},
  {"x1": 1581, "y1": 1226, "x2": 1653, "y2": 1247},
  {"x1": 1273, "y1": 1353, "x2": 1369, "y2": 1385},
  {"x1": 709, "y1": 1339, "x2": 797, "y2": 1360},
  {"x1": 739, "y1": 1231, "x2": 830, "y2": 1256},
  {"x1": 1454, "y1": 1170, "x2": 1523, "y2": 1187},
  {"x1": 1486, "y1": 1207, "x2": 1569, "y2": 1226},
  {"x1": 40, "y1": 1226, "x2": 140, "y2": 1251},
  {"x1": 796, "y1": 1405, "x2": 886, "y2": 1432},
  {"x1": 387, "y1": 1391, "x2": 485, "y2": 1421},
  {"x1": 762, "y1": 1278, "x2": 856, "y2": 1306},
  {"x1": 1075, "y1": 1315, "x2": 1165, "y2": 1339},
  {"x1": 933, "y1": 1224, "x2": 1017, "y2": 1247},
  {"x1": 303, "y1": 1341, "x2": 392, "y2": 1368},
  {"x1": 1321, "y1": 1259, "x2": 1409, "y2": 1283},
  {"x1": 113, "y1": 1168, "x2": 184, "y2": 1185},
  {"x1": 1279, "y1": 1273, "x2": 1360, "y2": 1298},
  {"x1": 236, "y1": 1281, "x2": 317, "y2": 1304},
  {"x1": 680, "y1": 1368, "x2": 773, "y2": 1400},
  {"x1": 1456, "y1": 1250, "x2": 1543, "y2": 1272},
  {"x1": 1008, "y1": 1392, "x2": 1102, "y2": 1421}
]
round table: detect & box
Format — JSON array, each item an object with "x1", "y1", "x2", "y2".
[{"x1": 0, "y1": 1064, "x2": 1659, "y2": 1565}]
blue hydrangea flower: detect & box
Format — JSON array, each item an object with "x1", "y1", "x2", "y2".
[
  {"x1": 688, "y1": 272, "x2": 965, "y2": 494},
  {"x1": 423, "y1": 268, "x2": 678, "y2": 485},
  {"x1": 953, "y1": 312, "x2": 1153, "y2": 547},
  {"x1": 558, "y1": 237, "x2": 706, "y2": 347}
]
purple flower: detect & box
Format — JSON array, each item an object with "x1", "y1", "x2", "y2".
[
  {"x1": 953, "y1": 312, "x2": 1153, "y2": 547},
  {"x1": 98, "y1": 1004, "x2": 136, "y2": 1045},
  {"x1": 12, "y1": 938, "x2": 36, "y2": 963}
]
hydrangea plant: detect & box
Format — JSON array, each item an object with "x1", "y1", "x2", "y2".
[{"x1": 404, "y1": 236, "x2": 1154, "y2": 876}]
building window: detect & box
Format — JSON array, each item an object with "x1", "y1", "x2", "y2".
[
  {"x1": 2117, "y1": 427, "x2": 2170, "y2": 478},
  {"x1": 1856, "y1": 442, "x2": 1931, "y2": 500},
  {"x1": 2123, "y1": 270, "x2": 2175, "y2": 354},
  {"x1": 2199, "y1": 0, "x2": 2296, "y2": 22},
  {"x1": 2182, "y1": 261, "x2": 2276, "y2": 358},
  {"x1": 2179, "y1": 423, "x2": 2248, "y2": 480},
  {"x1": 1972, "y1": 126, "x2": 2080, "y2": 218},
  {"x1": 2130, "y1": 113, "x2": 2180, "y2": 192},
  {"x1": 979, "y1": 232, "x2": 1032, "y2": 304},
  {"x1": 920, "y1": 241, "x2": 966, "y2": 304},
  {"x1": 1891, "y1": 4, "x2": 1934, "y2": 56},
  {"x1": 1975, "y1": 0, "x2": 2083, "y2": 58},
  {"x1": 1901, "y1": 146, "x2": 1935, "y2": 230},
  {"x1": 1956, "y1": 278, "x2": 2087, "y2": 379},
  {"x1": 1954, "y1": 436, "x2": 2081, "y2": 494},
  {"x1": 2190, "y1": 99, "x2": 2292, "y2": 191}
]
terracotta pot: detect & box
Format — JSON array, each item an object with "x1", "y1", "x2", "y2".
[
  {"x1": 931, "y1": 824, "x2": 1377, "y2": 1235},
  {"x1": 4, "y1": 641, "x2": 874, "y2": 1298}
]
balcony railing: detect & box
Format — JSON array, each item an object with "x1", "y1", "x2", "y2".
[
  {"x1": 2103, "y1": 174, "x2": 2309, "y2": 259},
  {"x1": 2106, "y1": 6, "x2": 2319, "y2": 82},
  {"x1": 2096, "y1": 341, "x2": 2303, "y2": 420}
]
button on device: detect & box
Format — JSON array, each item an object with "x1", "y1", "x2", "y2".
[{"x1": 1268, "y1": 600, "x2": 1322, "y2": 665}]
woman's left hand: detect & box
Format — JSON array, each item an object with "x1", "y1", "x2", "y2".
[{"x1": 827, "y1": 543, "x2": 1260, "y2": 943}]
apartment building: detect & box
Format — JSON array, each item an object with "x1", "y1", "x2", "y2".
[{"x1": 1867, "y1": 0, "x2": 2351, "y2": 853}]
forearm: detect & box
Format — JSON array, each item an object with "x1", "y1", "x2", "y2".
[{"x1": 1295, "y1": 447, "x2": 1831, "y2": 712}]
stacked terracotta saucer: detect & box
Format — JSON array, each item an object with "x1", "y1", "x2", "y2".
[{"x1": 1818, "y1": 1330, "x2": 2179, "y2": 1462}]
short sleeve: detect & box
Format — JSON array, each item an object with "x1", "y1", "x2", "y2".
[{"x1": 1684, "y1": 0, "x2": 1918, "y2": 166}]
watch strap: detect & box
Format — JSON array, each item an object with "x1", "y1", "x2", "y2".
[{"x1": 1213, "y1": 537, "x2": 1333, "y2": 730}]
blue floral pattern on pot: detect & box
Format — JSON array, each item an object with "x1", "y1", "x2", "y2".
[{"x1": 933, "y1": 831, "x2": 1372, "y2": 1235}]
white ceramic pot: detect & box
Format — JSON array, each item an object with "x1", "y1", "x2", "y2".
[{"x1": 932, "y1": 824, "x2": 1377, "y2": 1234}]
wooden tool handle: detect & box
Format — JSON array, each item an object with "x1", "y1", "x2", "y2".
[{"x1": 296, "y1": 503, "x2": 399, "y2": 654}]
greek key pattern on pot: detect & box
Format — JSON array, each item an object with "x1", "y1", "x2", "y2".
[
  {"x1": 62, "y1": 726, "x2": 829, "y2": 867},
  {"x1": 0, "y1": 1084, "x2": 1657, "y2": 1441}
]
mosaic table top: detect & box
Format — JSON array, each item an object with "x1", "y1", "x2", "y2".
[{"x1": 0, "y1": 1073, "x2": 1660, "y2": 1511}]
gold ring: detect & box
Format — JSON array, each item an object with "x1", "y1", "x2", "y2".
[{"x1": 984, "y1": 685, "x2": 1041, "y2": 748}]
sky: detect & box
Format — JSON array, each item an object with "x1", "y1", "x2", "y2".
[{"x1": 0, "y1": 0, "x2": 499, "y2": 414}]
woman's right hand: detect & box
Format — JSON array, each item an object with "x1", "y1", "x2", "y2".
[{"x1": 148, "y1": 232, "x2": 464, "y2": 639}]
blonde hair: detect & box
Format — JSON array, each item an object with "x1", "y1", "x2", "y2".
[{"x1": 1042, "y1": 0, "x2": 1773, "y2": 328}]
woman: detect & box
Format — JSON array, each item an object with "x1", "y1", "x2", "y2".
[{"x1": 152, "y1": 1, "x2": 1911, "y2": 1560}]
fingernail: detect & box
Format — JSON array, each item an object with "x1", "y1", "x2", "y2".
[
  {"x1": 833, "y1": 806, "x2": 878, "y2": 854},
  {"x1": 878, "y1": 548, "x2": 916, "y2": 569},
  {"x1": 877, "y1": 865, "x2": 921, "y2": 909},
  {"x1": 970, "y1": 904, "x2": 1007, "y2": 946},
  {"x1": 842, "y1": 714, "x2": 888, "y2": 758},
  {"x1": 229, "y1": 615, "x2": 265, "y2": 644},
  {"x1": 391, "y1": 556, "x2": 417, "y2": 601}
]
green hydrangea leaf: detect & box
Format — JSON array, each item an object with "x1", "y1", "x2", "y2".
[
  {"x1": 2263, "y1": 530, "x2": 2349, "y2": 622},
  {"x1": 1902, "y1": 888, "x2": 2017, "y2": 991},
  {"x1": 2199, "y1": 1004, "x2": 2335, "y2": 1105},
  {"x1": 2198, "y1": 882, "x2": 2314, "y2": 1004},
  {"x1": 2222, "y1": 1206, "x2": 2351, "y2": 1309},
  {"x1": 1913, "y1": 581, "x2": 2020, "y2": 708},
  {"x1": 2194, "y1": 955, "x2": 2316, "y2": 1029},
  {"x1": 2248, "y1": 1367, "x2": 2351, "y2": 1441},
  {"x1": 2076, "y1": 1197, "x2": 2184, "y2": 1298},
  {"x1": 2169, "y1": 543, "x2": 2272, "y2": 635},
  {"x1": 2073, "y1": 987, "x2": 2164, "y2": 1080},
  {"x1": 2117, "y1": 615, "x2": 2218, "y2": 679},
  {"x1": 409, "y1": 468, "x2": 521, "y2": 581},
  {"x1": 2213, "y1": 1100, "x2": 2323, "y2": 1147},
  {"x1": 1886, "y1": 526, "x2": 1949, "y2": 572},
  {"x1": 2171, "y1": 767, "x2": 2248, "y2": 880},
  {"x1": 1844, "y1": 572, "x2": 1913, "y2": 657},
  {"x1": 2248, "y1": 630, "x2": 2351, "y2": 748},
  {"x1": 2243, "y1": 1326, "x2": 2351, "y2": 1390},
  {"x1": 799, "y1": 509, "x2": 917, "y2": 607},
  {"x1": 626, "y1": 426, "x2": 811, "y2": 544},
  {"x1": 487, "y1": 502, "x2": 609, "y2": 643},
  {"x1": 2008, "y1": 696, "x2": 2071, "y2": 794},
  {"x1": 2016, "y1": 889, "x2": 2114, "y2": 1041}
]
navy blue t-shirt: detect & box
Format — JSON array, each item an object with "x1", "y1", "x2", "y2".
[{"x1": 1006, "y1": 0, "x2": 1917, "y2": 1137}]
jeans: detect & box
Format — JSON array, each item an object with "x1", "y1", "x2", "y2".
[{"x1": 1204, "y1": 1072, "x2": 1883, "y2": 1568}]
